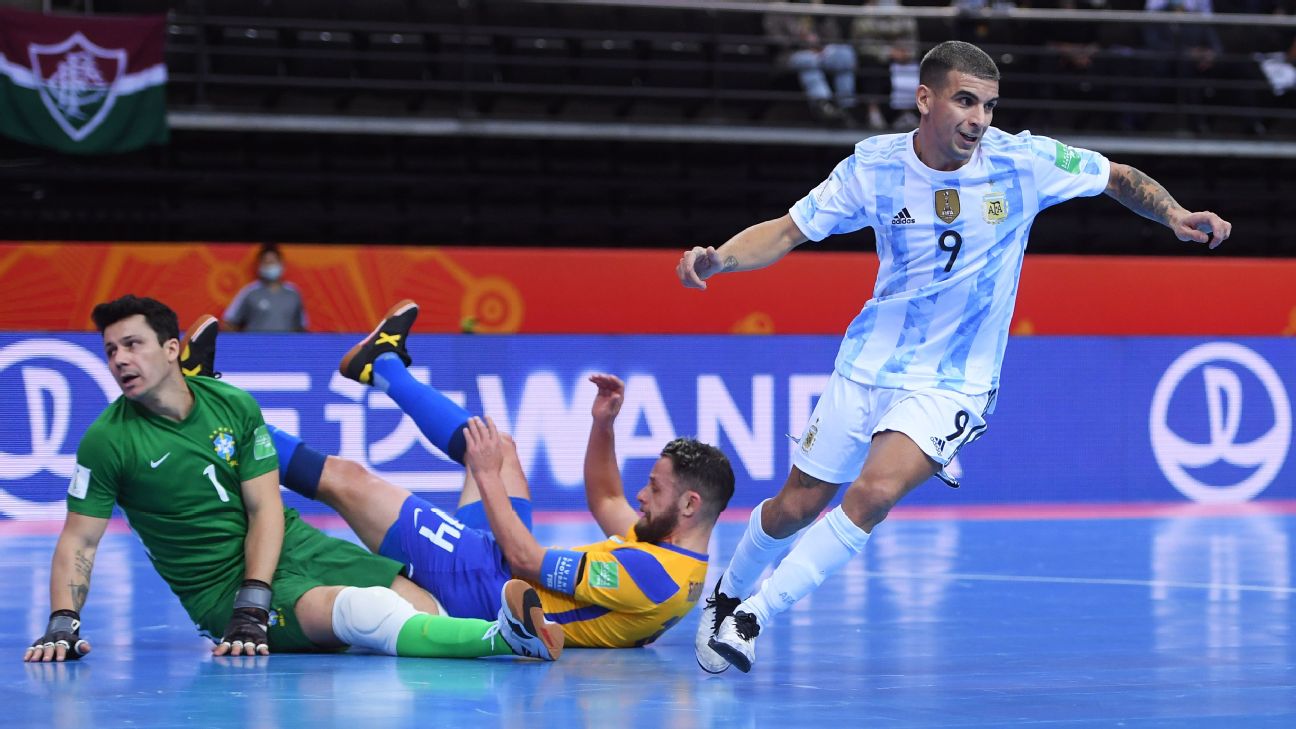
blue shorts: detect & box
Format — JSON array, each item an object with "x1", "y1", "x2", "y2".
[{"x1": 377, "y1": 495, "x2": 533, "y2": 620}]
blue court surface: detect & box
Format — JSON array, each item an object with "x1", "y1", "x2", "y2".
[{"x1": 4, "y1": 507, "x2": 1296, "y2": 729}]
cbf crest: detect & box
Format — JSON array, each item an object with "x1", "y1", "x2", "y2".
[
  {"x1": 210, "y1": 427, "x2": 238, "y2": 465},
  {"x1": 28, "y1": 31, "x2": 126, "y2": 142},
  {"x1": 934, "y1": 189, "x2": 961, "y2": 224}
]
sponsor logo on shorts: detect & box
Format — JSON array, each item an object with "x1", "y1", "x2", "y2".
[
  {"x1": 1149, "y1": 342, "x2": 1290, "y2": 503},
  {"x1": 800, "y1": 420, "x2": 819, "y2": 453},
  {"x1": 930, "y1": 436, "x2": 946, "y2": 454}
]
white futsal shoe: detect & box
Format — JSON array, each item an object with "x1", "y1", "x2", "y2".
[
  {"x1": 709, "y1": 610, "x2": 761, "y2": 673},
  {"x1": 695, "y1": 582, "x2": 741, "y2": 673}
]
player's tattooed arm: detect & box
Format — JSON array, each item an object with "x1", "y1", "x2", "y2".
[
  {"x1": 69, "y1": 548, "x2": 94, "y2": 611},
  {"x1": 1104, "y1": 162, "x2": 1187, "y2": 227},
  {"x1": 722, "y1": 256, "x2": 739, "y2": 272},
  {"x1": 48, "y1": 512, "x2": 109, "y2": 613}
]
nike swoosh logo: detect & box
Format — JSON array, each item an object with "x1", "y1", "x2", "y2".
[{"x1": 150, "y1": 453, "x2": 171, "y2": 468}]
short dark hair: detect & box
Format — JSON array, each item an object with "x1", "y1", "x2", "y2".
[
  {"x1": 90, "y1": 294, "x2": 180, "y2": 345},
  {"x1": 919, "y1": 40, "x2": 1000, "y2": 90},
  {"x1": 661, "y1": 438, "x2": 735, "y2": 521},
  {"x1": 258, "y1": 243, "x2": 282, "y2": 260}
]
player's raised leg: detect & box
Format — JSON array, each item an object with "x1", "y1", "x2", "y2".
[
  {"x1": 268, "y1": 433, "x2": 412, "y2": 554},
  {"x1": 340, "y1": 299, "x2": 475, "y2": 467},
  {"x1": 179, "y1": 314, "x2": 220, "y2": 378},
  {"x1": 339, "y1": 298, "x2": 535, "y2": 528}
]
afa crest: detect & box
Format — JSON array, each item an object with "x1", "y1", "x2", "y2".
[
  {"x1": 210, "y1": 426, "x2": 238, "y2": 465},
  {"x1": 800, "y1": 420, "x2": 820, "y2": 453},
  {"x1": 982, "y1": 192, "x2": 1007, "y2": 224}
]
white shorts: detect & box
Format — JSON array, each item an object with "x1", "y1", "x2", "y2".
[{"x1": 791, "y1": 371, "x2": 991, "y2": 485}]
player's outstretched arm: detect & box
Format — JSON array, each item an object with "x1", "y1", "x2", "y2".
[
  {"x1": 24, "y1": 512, "x2": 108, "y2": 662},
  {"x1": 1104, "y1": 162, "x2": 1231, "y2": 249},
  {"x1": 463, "y1": 417, "x2": 547, "y2": 581},
  {"x1": 584, "y1": 374, "x2": 637, "y2": 538},
  {"x1": 677, "y1": 214, "x2": 809, "y2": 290}
]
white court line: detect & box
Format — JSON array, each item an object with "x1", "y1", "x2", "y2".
[{"x1": 865, "y1": 570, "x2": 1296, "y2": 595}]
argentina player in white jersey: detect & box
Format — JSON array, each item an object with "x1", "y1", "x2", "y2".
[{"x1": 677, "y1": 40, "x2": 1232, "y2": 674}]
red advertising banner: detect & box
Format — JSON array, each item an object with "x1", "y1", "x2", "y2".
[{"x1": 0, "y1": 242, "x2": 1291, "y2": 335}]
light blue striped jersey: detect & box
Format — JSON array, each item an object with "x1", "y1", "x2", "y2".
[{"x1": 790, "y1": 127, "x2": 1109, "y2": 402}]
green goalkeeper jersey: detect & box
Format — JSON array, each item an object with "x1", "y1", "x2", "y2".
[{"x1": 68, "y1": 375, "x2": 281, "y2": 619}]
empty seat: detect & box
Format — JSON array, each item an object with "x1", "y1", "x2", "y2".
[
  {"x1": 642, "y1": 38, "x2": 707, "y2": 88},
  {"x1": 289, "y1": 29, "x2": 354, "y2": 78},
  {"x1": 211, "y1": 26, "x2": 281, "y2": 77},
  {"x1": 361, "y1": 31, "x2": 428, "y2": 80},
  {"x1": 502, "y1": 36, "x2": 571, "y2": 84},
  {"x1": 575, "y1": 37, "x2": 638, "y2": 87}
]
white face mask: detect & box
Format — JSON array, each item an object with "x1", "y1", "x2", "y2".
[{"x1": 258, "y1": 263, "x2": 283, "y2": 282}]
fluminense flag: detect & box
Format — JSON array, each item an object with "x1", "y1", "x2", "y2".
[{"x1": 0, "y1": 7, "x2": 168, "y2": 153}]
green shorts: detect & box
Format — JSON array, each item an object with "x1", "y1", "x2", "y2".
[{"x1": 197, "y1": 513, "x2": 404, "y2": 652}]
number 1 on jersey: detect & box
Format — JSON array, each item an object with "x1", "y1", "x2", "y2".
[{"x1": 203, "y1": 464, "x2": 231, "y2": 503}]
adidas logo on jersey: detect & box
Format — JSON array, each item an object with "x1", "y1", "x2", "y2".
[
  {"x1": 930, "y1": 436, "x2": 946, "y2": 453},
  {"x1": 891, "y1": 207, "x2": 916, "y2": 225}
]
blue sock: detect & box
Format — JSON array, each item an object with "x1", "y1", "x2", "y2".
[
  {"x1": 371, "y1": 352, "x2": 470, "y2": 465},
  {"x1": 268, "y1": 425, "x2": 326, "y2": 499}
]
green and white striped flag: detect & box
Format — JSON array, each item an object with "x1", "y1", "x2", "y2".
[{"x1": 0, "y1": 7, "x2": 168, "y2": 154}]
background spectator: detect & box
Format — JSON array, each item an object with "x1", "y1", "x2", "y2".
[
  {"x1": 850, "y1": 0, "x2": 921, "y2": 129},
  {"x1": 1144, "y1": 0, "x2": 1224, "y2": 132},
  {"x1": 764, "y1": 0, "x2": 860, "y2": 125},
  {"x1": 224, "y1": 243, "x2": 309, "y2": 332}
]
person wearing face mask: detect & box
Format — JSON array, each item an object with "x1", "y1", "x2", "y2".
[{"x1": 223, "y1": 243, "x2": 308, "y2": 332}]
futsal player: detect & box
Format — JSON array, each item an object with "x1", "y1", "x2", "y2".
[
  {"x1": 25, "y1": 295, "x2": 561, "y2": 663},
  {"x1": 677, "y1": 40, "x2": 1232, "y2": 673},
  {"x1": 184, "y1": 300, "x2": 736, "y2": 649}
]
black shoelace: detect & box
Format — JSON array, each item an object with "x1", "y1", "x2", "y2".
[
  {"x1": 707, "y1": 589, "x2": 741, "y2": 632},
  {"x1": 733, "y1": 611, "x2": 760, "y2": 640}
]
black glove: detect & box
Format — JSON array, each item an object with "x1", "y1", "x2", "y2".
[
  {"x1": 29, "y1": 609, "x2": 89, "y2": 661},
  {"x1": 218, "y1": 580, "x2": 272, "y2": 656}
]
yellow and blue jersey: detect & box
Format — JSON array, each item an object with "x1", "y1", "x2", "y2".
[{"x1": 537, "y1": 527, "x2": 708, "y2": 648}]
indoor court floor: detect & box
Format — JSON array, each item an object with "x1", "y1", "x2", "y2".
[{"x1": 3, "y1": 506, "x2": 1295, "y2": 729}]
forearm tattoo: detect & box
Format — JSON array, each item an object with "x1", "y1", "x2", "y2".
[
  {"x1": 1108, "y1": 164, "x2": 1182, "y2": 225},
  {"x1": 69, "y1": 549, "x2": 92, "y2": 611},
  {"x1": 722, "y1": 255, "x2": 739, "y2": 272}
]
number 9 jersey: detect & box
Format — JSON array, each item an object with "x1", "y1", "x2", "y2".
[{"x1": 790, "y1": 128, "x2": 1110, "y2": 406}]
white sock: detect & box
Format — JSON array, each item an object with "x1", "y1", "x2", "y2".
[
  {"x1": 740, "y1": 506, "x2": 870, "y2": 628},
  {"x1": 719, "y1": 499, "x2": 805, "y2": 599}
]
